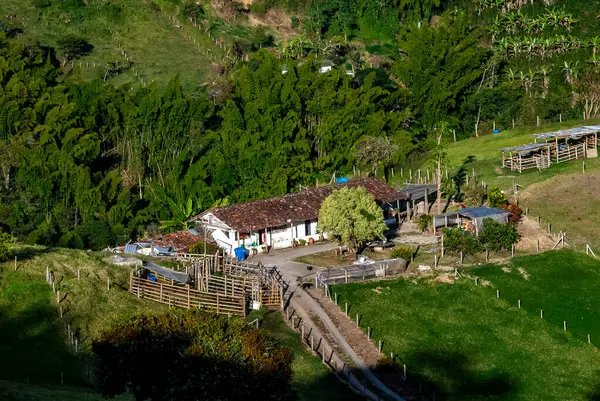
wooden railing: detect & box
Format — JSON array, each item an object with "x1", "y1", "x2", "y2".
[{"x1": 129, "y1": 272, "x2": 246, "y2": 317}]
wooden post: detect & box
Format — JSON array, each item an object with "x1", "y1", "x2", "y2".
[
  {"x1": 548, "y1": 223, "x2": 551, "y2": 234},
  {"x1": 537, "y1": 239, "x2": 540, "y2": 253},
  {"x1": 378, "y1": 340, "x2": 382, "y2": 353},
  {"x1": 518, "y1": 299, "x2": 521, "y2": 309},
  {"x1": 77, "y1": 269, "x2": 80, "y2": 280},
  {"x1": 434, "y1": 254, "x2": 438, "y2": 268},
  {"x1": 311, "y1": 335, "x2": 314, "y2": 350},
  {"x1": 496, "y1": 290, "x2": 500, "y2": 298},
  {"x1": 564, "y1": 321, "x2": 567, "y2": 331},
  {"x1": 356, "y1": 313, "x2": 359, "y2": 327},
  {"x1": 367, "y1": 327, "x2": 371, "y2": 340},
  {"x1": 403, "y1": 364, "x2": 407, "y2": 381},
  {"x1": 511, "y1": 244, "x2": 515, "y2": 257},
  {"x1": 344, "y1": 270, "x2": 348, "y2": 284},
  {"x1": 441, "y1": 235, "x2": 445, "y2": 258},
  {"x1": 216, "y1": 294, "x2": 220, "y2": 314},
  {"x1": 187, "y1": 286, "x2": 191, "y2": 309},
  {"x1": 14, "y1": 256, "x2": 16, "y2": 271},
  {"x1": 345, "y1": 302, "x2": 348, "y2": 316},
  {"x1": 588, "y1": 334, "x2": 591, "y2": 344},
  {"x1": 57, "y1": 291, "x2": 60, "y2": 304},
  {"x1": 537, "y1": 216, "x2": 541, "y2": 228},
  {"x1": 107, "y1": 277, "x2": 110, "y2": 291},
  {"x1": 540, "y1": 310, "x2": 543, "y2": 318}
]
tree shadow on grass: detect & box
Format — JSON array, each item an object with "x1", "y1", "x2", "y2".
[
  {"x1": 588, "y1": 371, "x2": 600, "y2": 401},
  {"x1": 0, "y1": 299, "x2": 85, "y2": 387},
  {"x1": 374, "y1": 350, "x2": 516, "y2": 401}
]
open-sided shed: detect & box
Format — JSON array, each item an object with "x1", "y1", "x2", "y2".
[
  {"x1": 433, "y1": 207, "x2": 509, "y2": 236},
  {"x1": 533, "y1": 125, "x2": 600, "y2": 163},
  {"x1": 500, "y1": 143, "x2": 552, "y2": 172}
]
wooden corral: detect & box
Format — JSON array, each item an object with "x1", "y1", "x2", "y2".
[
  {"x1": 500, "y1": 143, "x2": 552, "y2": 172},
  {"x1": 129, "y1": 272, "x2": 246, "y2": 316},
  {"x1": 534, "y1": 126, "x2": 600, "y2": 164},
  {"x1": 128, "y1": 254, "x2": 284, "y2": 316}
]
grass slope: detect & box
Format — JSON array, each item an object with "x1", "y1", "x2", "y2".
[
  {"x1": 3, "y1": 0, "x2": 221, "y2": 91},
  {"x1": 444, "y1": 118, "x2": 600, "y2": 192},
  {"x1": 472, "y1": 250, "x2": 600, "y2": 345},
  {"x1": 332, "y1": 271, "x2": 600, "y2": 400},
  {"x1": 0, "y1": 246, "x2": 355, "y2": 400}
]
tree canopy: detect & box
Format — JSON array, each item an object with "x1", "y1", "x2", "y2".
[{"x1": 318, "y1": 186, "x2": 387, "y2": 254}]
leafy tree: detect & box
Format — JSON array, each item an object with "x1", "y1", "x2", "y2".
[
  {"x1": 160, "y1": 198, "x2": 197, "y2": 232},
  {"x1": 318, "y1": 187, "x2": 387, "y2": 255},
  {"x1": 418, "y1": 214, "x2": 432, "y2": 232},
  {"x1": 391, "y1": 245, "x2": 412, "y2": 260},
  {"x1": 352, "y1": 136, "x2": 398, "y2": 176},
  {"x1": 56, "y1": 34, "x2": 92, "y2": 66},
  {"x1": 479, "y1": 218, "x2": 520, "y2": 252},
  {"x1": 93, "y1": 310, "x2": 293, "y2": 401}
]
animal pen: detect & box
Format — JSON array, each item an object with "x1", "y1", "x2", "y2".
[
  {"x1": 534, "y1": 125, "x2": 600, "y2": 164},
  {"x1": 129, "y1": 254, "x2": 284, "y2": 317},
  {"x1": 500, "y1": 143, "x2": 552, "y2": 172},
  {"x1": 433, "y1": 207, "x2": 509, "y2": 236}
]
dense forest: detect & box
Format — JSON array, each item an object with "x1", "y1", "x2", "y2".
[{"x1": 1, "y1": 0, "x2": 599, "y2": 249}]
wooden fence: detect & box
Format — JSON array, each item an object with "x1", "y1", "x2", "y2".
[
  {"x1": 316, "y1": 261, "x2": 398, "y2": 287},
  {"x1": 129, "y1": 272, "x2": 246, "y2": 316}
]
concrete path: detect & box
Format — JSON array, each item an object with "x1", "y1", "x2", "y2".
[{"x1": 253, "y1": 242, "x2": 337, "y2": 293}]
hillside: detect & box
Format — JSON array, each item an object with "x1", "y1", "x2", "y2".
[{"x1": 0, "y1": 246, "x2": 357, "y2": 401}]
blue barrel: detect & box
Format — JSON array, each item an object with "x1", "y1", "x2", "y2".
[
  {"x1": 234, "y1": 247, "x2": 247, "y2": 261},
  {"x1": 493, "y1": 129, "x2": 502, "y2": 134}
]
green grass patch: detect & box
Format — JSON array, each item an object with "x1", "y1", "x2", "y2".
[
  {"x1": 4, "y1": 0, "x2": 220, "y2": 90},
  {"x1": 472, "y1": 250, "x2": 600, "y2": 345},
  {"x1": 332, "y1": 268, "x2": 600, "y2": 400},
  {"x1": 248, "y1": 308, "x2": 360, "y2": 401}
]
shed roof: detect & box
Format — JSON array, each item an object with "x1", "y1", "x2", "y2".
[
  {"x1": 138, "y1": 229, "x2": 207, "y2": 253},
  {"x1": 397, "y1": 184, "x2": 438, "y2": 200},
  {"x1": 533, "y1": 126, "x2": 600, "y2": 140},
  {"x1": 499, "y1": 143, "x2": 551, "y2": 154},
  {"x1": 144, "y1": 262, "x2": 189, "y2": 284},
  {"x1": 190, "y1": 178, "x2": 405, "y2": 232},
  {"x1": 437, "y1": 207, "x2": 508, "y2": 220}
]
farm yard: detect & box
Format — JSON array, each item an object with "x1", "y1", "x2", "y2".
[
  {"x1": 0, "y1": 246, "x2": 357, "y2": 401},
  {"x1": 330, "y1": 250, "x2": 600, "y2": 400}
]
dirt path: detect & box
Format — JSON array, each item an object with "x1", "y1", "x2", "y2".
[{"x1": 515, "y1": 216, "x2": 558, "y2": 253}]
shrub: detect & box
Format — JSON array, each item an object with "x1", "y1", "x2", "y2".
[
  {"x1": 291, "y1": 16, "x2": 300, "y2": 29},
  {"x1": 391, "y1": 245, "x2": 412, "y2": 260},
  {"x1": 418, "y1": 215, "x2": 433, "y2": 232},
  {"x1": 32, "y1": 0, "x2": 51, "y2": 8},
  {"x1": 462, "y1": 183, "x2": 485, "y2": 206},
  {"x1": 442, "y1": 228, "x2": 483, "y2": 256},
  {"x1": 58, "y1": 231, "x2": 84, "y2": 249},
  {"x1": 0, "y1": 231, "x2": 14, "y2": 262},
  {"x1": 487, "y1": 186, "x2": 508, "y2": 208},
  {"x1": 479, "y1": 218, "x2": 520, "y2": 252},
  {"x1": 189, "y1": 241, "x2": 219, "y2": 255},
  {"x1": 93, "y1": 310, "x2": 293, "y2": 401},
  {"x1": 504, "y1": 202, "x2": 523, "y2": 226},
  {"x1": 298, "y1": 239, "x2": 307, "y2": 246},
  {"x1": 76, "y1": 220, "x2": 115, "y2": 250}
]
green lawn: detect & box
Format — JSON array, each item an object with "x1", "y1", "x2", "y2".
[
  {"x1": 331, "y1": 260, "x2": 600, "y2": 400},
  {"x1": 4, "y1": 0, "x2": 221, "y2": 91},
  {"x1": 252, "y1": 309, "x2": 361, "y2": 401},
  {"x1": 472, "y1": 250, "x2": 600, "y2": 345}
]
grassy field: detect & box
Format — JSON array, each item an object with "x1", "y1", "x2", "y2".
[
  {"x1": 472, "y1": 250, "x2": 600, "y2": 345},
  {"x1": 3, "y1": 0, "x2": 222, "y2": 91},
  {"x1": 331, "y1": 260, "x2": 600, "y2": 400},
  {"x1": 250, "y1": 308, "x2": 361, "y2": 401},
  {"x1": 0, "y1": 246, "x2": 356, "y2": 400}
]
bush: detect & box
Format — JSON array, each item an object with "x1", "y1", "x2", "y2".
[
  {"x1": 58, "y1": 231, "x2": 84, "y2": 249},
  {"x1": 418, "y1": 215, "x2": 432, "y2": 232},
  {"x1": 487, "y1": 187, "x2": 508, "y2": 208},
  {"x1": 462, "y1": 183, "x2": 485, "y2": 207},
  {"x1": 391, "y1": 245, "x2": 412, "y2": 260},
  {"x1": 25, "y1": 221, "x2": 56, "y2": 246},
  {"x1": 505, "y1": 202, "x2": 523, "y2": 226},
  {"x1": 479, "y1": 218, "x2": 520, "y2": 252},
  {"x1": 32, "y1": 0, "x2": 51, "y2": 8},
  {"x1": 189, "y1": 241, "x2": 219, "y2": 255},
  {"x1": 93, "y1": 310, "x2": 293, "y2": 401},
  {"x1": 76, "y1": 220, "x2": 115, "y2": 250},
  {"x1": 442, "y1": 228, "x2": 483, "y2": 256},
  {"x1": 0, "y1": 231, "x2": 14, "y2": 262},
  {"x1": 291, "y1": 16, "x2": 300, "y2": 29},
  {"x1": 298, "y1": 239, "x2": 307, "y2": 246}
]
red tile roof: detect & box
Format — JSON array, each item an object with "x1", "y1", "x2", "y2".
[
  {"x1": 138, "y1": 230, "x2": 208, "y2": 253},
  {"x1": 190, "y1": 178, "x2": 404, "y2": 233}
]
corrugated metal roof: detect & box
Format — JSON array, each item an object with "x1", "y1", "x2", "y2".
[
  {"x1": 124, "y1": 244, "x2": 139, "y2": 254},
  {"x1": 397, "y1": 184, "x2": 437, "y2": 200},
  {"x1": 144, "y1": 262, "x2": 189, "y2": 284},
  {"x1": 499, "y1": 143, "x2": 551, "y2": 153},
  {"x1": 459, "y1": 207, "x2": 508, "y2": 219},
  {"x1": 533, "y1": 126, "x2": 599, "y2": 140}
]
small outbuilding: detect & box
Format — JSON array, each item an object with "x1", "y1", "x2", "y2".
[
  {"x1": 533, "y1": 125, "x2": 600, "y2": 163},
  {"x1": 500, "y1": 143, "x2": 552, "y2": 172},
  {"x1": 433, "y1": 207, "x2": 509, "y2": 236}
]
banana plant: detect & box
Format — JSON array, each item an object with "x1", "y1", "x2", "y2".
[{"x1": 160, "y1": 197, "x2": 198, "y2": 232}]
